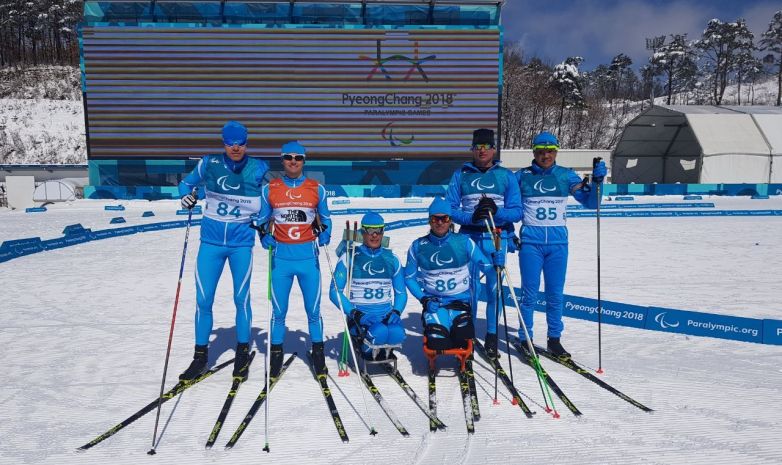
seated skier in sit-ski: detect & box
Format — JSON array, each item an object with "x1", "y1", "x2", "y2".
[
  {"x1": 404, "y1": 198, "x2": 497, "y2": 352},
  {"x1": 329, "y1": 213, "x2": 407, "y2": 361}
]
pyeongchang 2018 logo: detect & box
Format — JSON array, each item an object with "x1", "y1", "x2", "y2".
[{"x1": 360, "y1": 40, "x2": 436, "y2": 81}]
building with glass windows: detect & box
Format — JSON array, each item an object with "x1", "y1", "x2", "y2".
[{"x1": 79, "y1": 1, "x2": 503, "y2": 198}]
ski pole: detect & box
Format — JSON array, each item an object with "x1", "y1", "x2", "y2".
[
  {"x1": 148, "y1": 187, "x2": 197, "y2": 455},
  {"x1": 317, "y1": 217, "x2": 377, "y2": 435},
  {"x1": 593, "y1": 157, "x2": 604, "y2": 374},
  {"x1": 339, "y1": 220, "x2": 356, "y2": 376},
  {"x1": 481, "y1": 219, "x2": 501, "y2": 405},
  {"x1": 263, "y1": 224, "x2": 274, "y2": 452},
  {"x1": 487, "y1": 211, "x2": 559, "y2": 418},
  {"x1": 486, "y1": 216, "x2": 517, "y2": 395},
  {"x1": 483, "y1": 218, "x2": 519, "y2": 405}
]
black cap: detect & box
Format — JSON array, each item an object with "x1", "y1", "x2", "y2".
[{"x1": 472, "y1": 128, "x2": 495, "y2": 146}]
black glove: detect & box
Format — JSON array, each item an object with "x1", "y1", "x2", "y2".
[
  {"x1": 250, "y1": 221, "x2": 268, "y2": 238},
  {"x1": 472, "y1": 196, "x2": 497, "y2": 223},
  {"x1": 180, "y1": 193, "x2": 197, "y2": 210},
  {"x1": 384, "y1": 310, "x2": 402, "y2": 325},
  {"x1": 350, "y1": 310, "x2": 367, "y2": 327},
  {"x1": 311, "y1": 219, "x2": 328, "y2": 236}
]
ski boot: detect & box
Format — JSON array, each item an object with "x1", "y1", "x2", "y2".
[
  {"x1": 269, "y1": 344, "x2": 283, "y2": 378},
  {"x1": 232, "y1": 342, "x2": 250, "y2": 381},
  {"x1": 179, "y1": 344, "x2": 208, "y2": 382},
  {"x1": 484, "y1": 332, "x2": 499, "y2": 359},
  {"x1": 547, "y1": 337, "x2": 571, "y2": 359},
  {"x1": 311, "y1": 342, "x2": 328, "y2": 375},
  {"x1": 517, "y1": 339, "x2": 533, "y2": 359}
]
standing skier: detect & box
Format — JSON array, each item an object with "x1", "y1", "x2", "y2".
[
  {"x1": 445, "y1": 128, "x2": 522, "y2": 358},
  {"x1": 178, "y1": 121, "x2": 269, "y2": 382},
  {"x1": 515, "y1": 131, "x2": 606, "y2": 358},
  {"x1": 404, "y1": 198, "x2": 497, "y2": 351},
  {"x1": 329, "y1": 212, "x2": 407, "y2": 361},
  {"x1": 252, "y1": 141, "x2": 332, "y2": 376}
]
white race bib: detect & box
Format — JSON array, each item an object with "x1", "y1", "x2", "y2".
[
  {"x1": 349, "y1": 278, "x2": 393, "y2": 305},
  {"x1": 204, "y1": 191, "x2": 260, "y2": 223},
  {"x1": 522, "y1": 197, "x2": 567, "y2": 226},
  {"x1": 420, "y1": 265, "x2": 470, "y2": 297}
]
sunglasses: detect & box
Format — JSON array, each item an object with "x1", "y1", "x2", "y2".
[
  {"x1": 363, "y1": 227, "x2": 384, "y2": 235},
  {"x1": 430, "y1": 215, "x2": 451, "y2": 224},
  {"x1": 532, "y1": 145, "x2": 558, "y2": 153},
  {"x1": 282, "y1": 153, "x2": 305, "y2": 161},
  {"x1": 472, "y1": 143, "x2": 494, "y2": 151}
]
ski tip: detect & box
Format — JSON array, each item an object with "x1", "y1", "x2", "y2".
[
  {"x1": 147, "y1": 448, "x2": 157, "y2": 455},
  {"x1": 511, "y1": 398, "x2": 519, "y2": 405}
]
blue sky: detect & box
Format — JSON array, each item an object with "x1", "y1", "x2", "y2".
[{"x1": 502, "y1": 0, "x2": 781, "y2": 69}]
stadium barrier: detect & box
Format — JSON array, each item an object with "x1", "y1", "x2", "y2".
[{"x1": 481, "y1": 287, "x2": 781, "y2": 346}]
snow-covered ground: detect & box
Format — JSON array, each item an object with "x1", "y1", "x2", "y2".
[{"x1": 1, "y1": 196, "x2": 781, "y2": 465}]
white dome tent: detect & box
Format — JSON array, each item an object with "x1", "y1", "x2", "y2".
[
  {"x1": 32, "y1": 179, "x2": 79, "y2": 203},
  {"x1": 611, "y1": 105, "x2": 782, "y2": 184}
]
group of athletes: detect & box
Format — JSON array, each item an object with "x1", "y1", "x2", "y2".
[{"x1": 176, "y1": 121, "x2": 607, "y2": 382}]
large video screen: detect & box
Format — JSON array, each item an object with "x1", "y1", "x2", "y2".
[{"x1": 81, "y1": 26, "x2": 500, "y2": 160}]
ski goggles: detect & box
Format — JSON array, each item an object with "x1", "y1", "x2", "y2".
[
  {"x1": 532, "y1": 144, "x2": 559, "y2": 153},
  {"x1": 472, "y1": 143, "x2": 494, "y2": 151},
  {"x1": 281, "y1": 153, "x2": 305, "y2": 161},
  {"x1": 430, "y1": 215, "x2": 451, "y2": 224},
  {"x1": 363, "y1": 226, "x2": 384, "y2": 236},
  {"x1": 223, "y1": 139, "x2": 247, "y2": 147}
]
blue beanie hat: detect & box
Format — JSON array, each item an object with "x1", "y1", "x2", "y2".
[
  {"x1": 222, "y1": 121, "x2": 248, "y2": 146},
  {"x1": 361, "y1": 212, "x2": 385, "y2": 228},
  {"x1": 281, "y1": 141, "x2": 306, "y2": 157},
  {"x1": 532, "y1": 131, "x2": 559, "y2": 149},
  {"x1": 428, "y1": 197, "x2": 451, "y2": 216}
]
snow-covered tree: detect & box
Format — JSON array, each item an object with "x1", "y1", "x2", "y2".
[
  {"x1": 759, "y1": 11, "x2": 782, "y2": 106},
  {"x1": 651, "y1": 34, "x2": 698, "y2": 104},
  {"x1": 608, "y1": 53, "x2": 636, "y2": 100},
  {"x1": 550, "y1": 56, "x2": 585, "y2": 139},
  {"x1": 694, "y1": 18, "x2": 754, "y2": 105}
]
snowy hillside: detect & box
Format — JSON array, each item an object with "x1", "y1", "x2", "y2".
[{"x1": 1, "y1": 196, "x2": 781, "y2": 465}]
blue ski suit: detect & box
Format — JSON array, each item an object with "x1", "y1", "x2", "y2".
[
  {"x1": 178, "y1": 154, "x2": 269, "y2": 346},
  {"x1": 515, "y1": 162, "x2": 601, "y2": 341},
  {"x1": 255, "y1": 175, "x2": 332, "y2": 345},
  {"x1": 329, "y1": 244, "x2": 407, "y2": 358},
  {"x1": 445, "y1": 161, "x2": 522, "y2": 335},
  {"x1": 405, "y1": 231, "x2": 491, "y2": 348}
]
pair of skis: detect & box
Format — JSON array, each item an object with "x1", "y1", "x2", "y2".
[
  {"x1": 78, "y1": 357, "x2": 235, "y2": 451},
  {"x1": 519, "y1": 340, "x2": 653, "y2": 413},
  {"x1": 78, "y1": 352, "x2": 298, "y2": 451},
  {"x1": 427, "y1": 361, "x2": 480, "y2": 434},
  {"x1": 355, "y1": 360, "x2": 448, "y2": 436}
]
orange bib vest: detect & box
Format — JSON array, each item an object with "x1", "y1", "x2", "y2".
[{"x1": 267, "y1": 178, "x2": 320, "y2": 244}]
